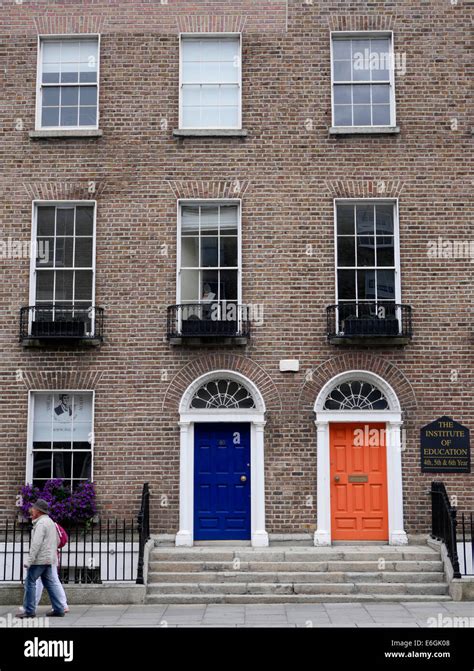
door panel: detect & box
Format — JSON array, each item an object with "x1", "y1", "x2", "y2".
[
  {"x1": 330, "y1": 423, "x2": 388, "y2": 541},
  {"x1": 194, "y1": 423, "x2": 251, "y2": 540}
]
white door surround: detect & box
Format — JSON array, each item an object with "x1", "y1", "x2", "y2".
[
  {"x1": 313, "y1": 370, "x2": 408, "y2": 547},
  {"x1": 176, "y1": 370, "x2": 269, "y2": 548}
]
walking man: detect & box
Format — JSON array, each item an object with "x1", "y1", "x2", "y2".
[{"x1": 16, "y1": 499, "x2": 65, "y2": 618}]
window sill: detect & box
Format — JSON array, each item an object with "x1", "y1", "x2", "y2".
[
  {"x1": 329, "y1": 126, "x2": 400, "y2": 136},
  {"x1": 173, "y1": 128, "x2": 248, "y2": 138},
  {"x1": 29, "y1": 129, "x2": 103, "y2": 139}
]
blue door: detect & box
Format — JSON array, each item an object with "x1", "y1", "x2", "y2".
[{"x1": 194, "y1": 423, "x2": 251, "y2": 541}]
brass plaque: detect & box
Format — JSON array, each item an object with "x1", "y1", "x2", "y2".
[{"x1": 348, "y1": 474, "x2": 368, "y2": 483}]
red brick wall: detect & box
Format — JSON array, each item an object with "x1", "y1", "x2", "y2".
[{"x1": 0, "y1": 0, "x2": 472, "y2": 536}]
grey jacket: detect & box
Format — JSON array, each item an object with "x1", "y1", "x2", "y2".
[{"x1": 27, "y1": 514, "x2": 59, "y2": 566}]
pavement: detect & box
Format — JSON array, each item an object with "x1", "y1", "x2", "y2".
[{"x1": 0, "y1": 602, "x2": 473, "y2": 628}]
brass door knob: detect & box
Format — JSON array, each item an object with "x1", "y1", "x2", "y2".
[
  {"x1": 334, "y1": 475, "x2": 340, "y2": 482},
  {"x1": 240, "y1": 475, "x2": 247, "y2": 483}
]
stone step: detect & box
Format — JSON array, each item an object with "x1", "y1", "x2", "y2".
[
  {"x1": 147, "y1": 570, "x2": 446, "y2": 584},
  {"x1": 150, "y1": 548, "x2": 438, "y2": 563},
  {"x1": 146, "y1": 581, "x2": 448, "y2": 596},
  {"x1": 145, "y1": 593, "x2": 452, "y2": 605},
  {"x1": 148, "y1": 559, "x2": 444, "y2": 573}
]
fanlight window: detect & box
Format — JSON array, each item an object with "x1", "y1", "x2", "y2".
[
  {"x1": 323, "y1": 380, "x2": 389, "y2": 410},
  {"x1": 190, "y1": 379, "x2": 256, "y2": 409}
]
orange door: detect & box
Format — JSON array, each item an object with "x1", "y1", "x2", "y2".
[{"x1": 330, "y1": 423, "x2": 388, "y2": 541}]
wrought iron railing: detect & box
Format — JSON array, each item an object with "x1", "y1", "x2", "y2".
[
  {"x1": 431, "y1": 481, "x2": 462, "y2": 578},
  {"x1": 327, "y1": 302, "x2": 413, "y2": 339},
  {"x1": 136, "y1": 482, "x2": 150, "y2": 585},
  {"x1": 20, "y1": 305, "x2": 104, "y2": 342},
  {"x1": 167, "y1": 303, "x2": 251, "y2": 339},
  {"x1": 0, "y1": 485, "x2": 150, "y2": 584}
]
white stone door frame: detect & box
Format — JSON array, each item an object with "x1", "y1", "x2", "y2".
[
  {"x1": 176, "y1": 370, "x2": 269, "y2": 548},
  {"x1": 313, "y1": 370, "x2": 408, "y2": 547}
]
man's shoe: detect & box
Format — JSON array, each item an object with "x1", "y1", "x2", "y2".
[
  {"x1": 16, "y1": 612, "x2": 36, "y2": 618},
  {"x1": 46, "y1": 610, "x2": 65, "y2": 617}
]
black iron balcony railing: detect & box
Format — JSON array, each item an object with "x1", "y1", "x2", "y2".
[
  {"x1": 167, "y1": 303, "x2": 251, "y2": 341},
  {"x1": 20, "y1": 305, "x2": 104, "y2": 344},
  {"x1": 327, "y1": 302, "x2": 412, "y2": 342}
]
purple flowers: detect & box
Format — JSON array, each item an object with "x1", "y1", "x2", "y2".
[{"x1": 19, "y1": 479, "x2": 97, "y2": 524}]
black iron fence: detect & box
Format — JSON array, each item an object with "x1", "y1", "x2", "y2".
[
  {"x1": 167, "y1": 303, "x2": 251, "y2": 339},
  {"x1": 20, "y1": 305, "x2": 104, "y2": 342},
  {"x1": 0, "y1": 484, "x2": 150, "y2": 585},
  {"x1": 327, "y1": 302, "x2": 413, "y2": 339},
  {"x1": 431, "y1": 481, "x2": 473, "y2": 578}
]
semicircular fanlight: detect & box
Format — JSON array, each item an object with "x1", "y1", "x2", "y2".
[
  {"x1": 323, "y1": 380, "x2": 389, "y2": 410},
  {"x1": 190, "y1": 379, "x2": 256, "y2": 409}
]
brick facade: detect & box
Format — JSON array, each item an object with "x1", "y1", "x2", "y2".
[{"x1": 0, "y1": 0, "x2": 472, "y2": 538}]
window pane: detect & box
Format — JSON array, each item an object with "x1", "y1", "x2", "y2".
[
  {"x1": 61, "y1": 87, "x2": 79, "y2": 106},
  {"x1": 43, "y1": 87, "x2": 60, "y2": 106},
  {"x1": 200, "y1": 39, "x2": 221, "y2": 61},
  {"x1": 334, "y1": 85, "x2": 351, "y2": 104},
  {"x1": 60, "y1": 106, "x2": 79, "y2": 126},
  {"x1": 334, "y1": 105, "x2": 352, "y2": 126},
  {"x1": 60, "y1": 62, "x2": 79, "y2": 83},
  {"x1": 219, "y1": 107, "x2": 239, "y2": 127},
  {"x1": 33, "y1": 453, "x2": 52, "y2": 479},
  {"x1": 337, "y1": 237, "x2": 355, "y2": 266},
  {"x1": 75, "y1": 238, "x2": 93, "y2": 267},
  {"x1": 220, "y1": 237, "x2": 238, "y2": 267},
  {"x1": 357, "y1": 270, "x2": 376, "y2": 300},
  {"x1": 356, "y1": 204, "x2": 374, "y2": 235},
  {"x1": 201, "y1": 237, "x2": 218, "y2": 267},
  {"x1": 79, "y1": 87, "x2": 97, "y2": 106},
  {"x1": 33, "y1": 420, "x2": 52, "y2": 444},
  {"x1": 75, "y1": 207, "x2": 94, "y2": 236},
  {"x1": 332, "y1": 39, "x2": 351, "y2": 60},
  {"x1": 200, "y1": 106, "x2": 219, "y2": 127},
  {"x1": 219, "y1": 61, "x2": 239, "y2": 83},
  {"x1": 372, "y1": 105, "x2": 391, "y2": 125},
  {"x1": 353, "y1": 85, "x2": 370, "y2": 104},
  {"x1": 61, "y1": 41, "x2": 80, "y2": 62},
  {"x1": 377, "y1": 237, "x2": 395, "y2": 266},
  {"x1": 182, "y1": 39, "x2": 202, "y2": 61},
  {"x1": 372, "y1": 84, "x2": 390, "y2": 104},
  {"x1": 56, "y1": 209, "x2": 74, "y2": 236},
  {"x1": 333, "y1": 61, "x2": 351, "y2": 81},
  {"x1": 377, "y1": 270, "x2": 396, "y2": 300},
  {"x1": 181, "y1": 270, "x2": 200, "y2": 301},
  {"x1": 53, "y1": 452, "x2": 72, "y2": 479},
  {"x1": 73, "y1": 453, "x2": 92, "y2": 479},
  {"x1": 79, "y1": 107, "x2": 97, "y2": 126},
  {"x1": 182, "y1": 107, "x2": 200, "y2": 127},
  {"x1": 75, "y1": 271, "x2": 93, "y2": 300},
  {"x1": 36, "y1": 238, "x2": 53, "y2": 267},
  {"x1": 181, "y1": 237, "x2": 199, "y2": 267},
  {"x1": 55, "y1": 271, "x2": 74, "y2": 301},
  {"x1": 182, "y1": 62, "x2": 201, "y2": 84},
  {"x1": 375, "y1": 204, "x2": 394, "y2": 235},
  {"x1": 42, "y1": 107, "x2": 59, "y2": 127},
  {"x1": 37, "y1": 207, "x2": 55, "y2": 236},
  {"x1": 220, "y1": 270, "x2": 238, "y2": 300},
  {"x1": 220, "y1": 85, "x2": 239, "y2": 105},
  {"x1": 36, "y1": 271, "x2": 54, "y2": 301},
  {"x1": 337, "y1": 204, "x2": 355, "y2": 234},
  {"x1": 220, "y1": 205, "x2": 238, "y2": 233},
  {"x1": 42, "y1": 63, "x2": 60, "y2": 84},
  {"x1": 182, "y1": 85, "x2": 201, "y2": 106},
  {"x1": 200, "y1": 207, "x2": 219, "y2": 235},
  {"x1": 201, "y1": 85, "x2": 219, "y2": 106},
  {"x1": 181, "y1": 206, "x2": 200, "y2": 235},
  {"x1": 353, "y1": 105, "x2": 371, "y2": 125},
  {"x1": 79, "y1": 40, "x2": 98, "y2": 65},
  {"x1": 79, "y1": 62, "x2": 97, "y2": 83},
  {"x1": 357, "y1": 237, "x2": 375, "y2": 266},
  {"x1": 219, "y1": 39, "x2": 239, "y2": 60},
  {"x1": 338, "y1": 270, "x2": 356, "y2": 300},
  {"x1": 55, "y1": 237, "x2": 74, "y2": 267},
  {"x1": 42, "y1": 41, "x2": 61, "y2": 64},
  {"x1": 201, "y1": 270, "x2": 219, "y2": 300}
]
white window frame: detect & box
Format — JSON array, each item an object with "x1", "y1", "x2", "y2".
[
  {"x1": 176, "y1": 198, "x2": 242, "y2": 327},
  {"x1": 35, "y1": 33, "x2": 101, "y2": 131},
  {"x1": 330, "y1": 31, "x2": 396, "y2": 129},
  {"x1": 178, "y1": 33, "x2": 242, "y2": 130},
  {"x1": 333, "y1": 198, "x2": 401, "y2": 331},
  {"x1": 26, "y1": 389, "x2": 95, "y2": 485},
  {"x1": 29, "y1": 200, "x2": 97, "y2": 333}
]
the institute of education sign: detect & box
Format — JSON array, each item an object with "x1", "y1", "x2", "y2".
[{"x1": 420, "y1": 416, "x2": 471, "y2": 473}]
